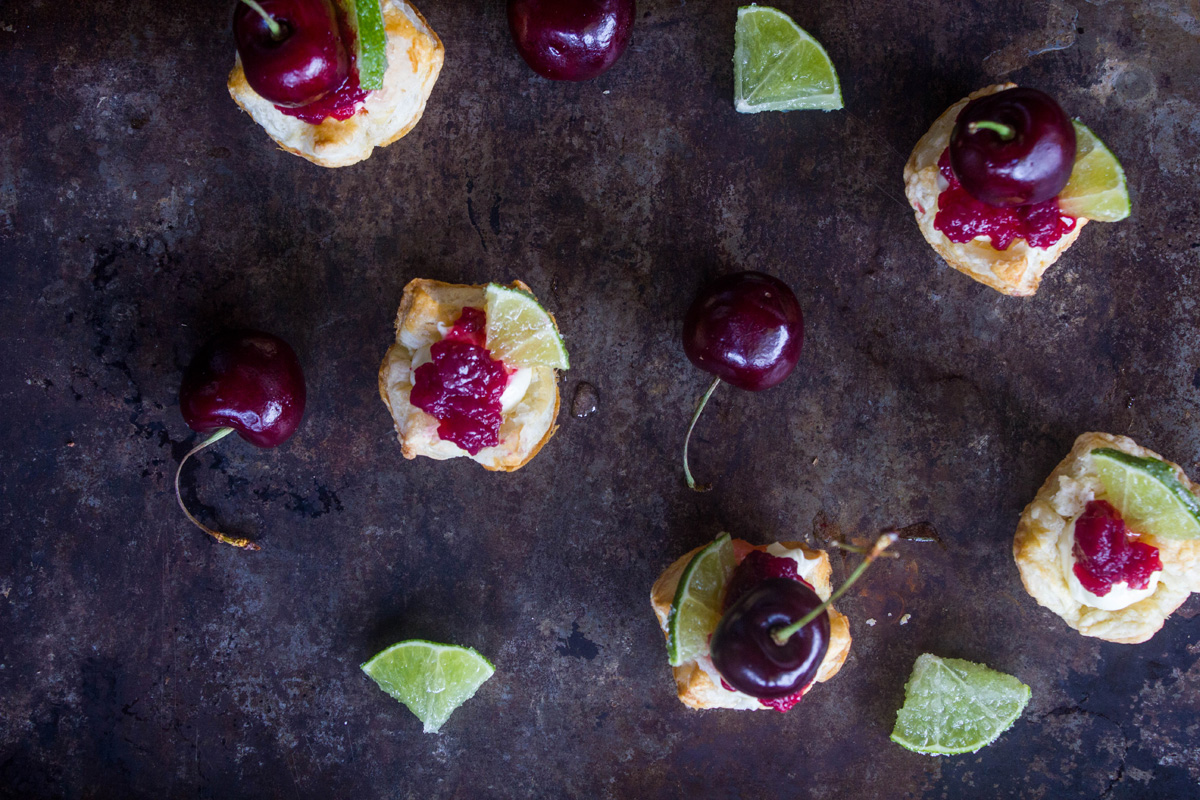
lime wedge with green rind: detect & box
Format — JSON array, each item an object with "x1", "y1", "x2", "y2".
[
  {"x1": 1058, "y1": 121, "x2": 1130, "y2": 222},
  {"x1": 484, "y1": 283, "x2": 569, "y2": 370},
  {"x1": 1091, "y1": 448, "x2": 1200, "y2": 540},
  {"x1": 344, "y1": 0, "x2": 388, "y2": 91},
  {"x1": 361, "y1": 640, "x2": 495, "y2": 733},
  {"x1": 734, "y1": 5, "x2": 843, "y2": 113},
  {"x1": 667, "y1": 533, "x2": 736, "y2": 667},
  {"x1": 891, "y1": 654, "x2": 1031, "y2": 756}
]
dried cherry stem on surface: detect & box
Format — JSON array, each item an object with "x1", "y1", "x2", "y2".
[
  {"x1": 239, "y1": 0, "x2": 285, "y2": 39},
  {"x1": 682, "y1": 376, "x2": 721, "y2": 492},
  {"x1": 771, "y1": 532, "x2": 898, "y2": 645},
  {"x1": 173, "y1": 427, "x2": 261, "y2": 551}
]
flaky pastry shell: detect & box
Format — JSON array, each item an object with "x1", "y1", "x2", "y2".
[
  {"x1": 1013, "y1": 432, "x2": 1200, "y2": 644},
  {"x1": 903, "y1": 83, "x2": 1088, "y2": 297},
  {"x1": 650, "y1": 540, "x2": 851, "y2": 710}
]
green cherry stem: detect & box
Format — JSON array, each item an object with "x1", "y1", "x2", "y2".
[
  {"x1": 239, "y1": 0, "x2": 285, "y2": 40},
  {"x1": 174, "y1": 427, "x2": 261, "y2": 551},
  {"x1": 967, "y1": 120, "x2": 1015, "y2": 140},
  {"x1": 771, "y1": 531, "x2": 898, "y2": 645},
  {"x1": 683, "y1": 376, "x2": 721, "y2": 492}
]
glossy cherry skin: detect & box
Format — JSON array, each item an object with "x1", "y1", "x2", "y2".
[
  {"x1": 234, "y1": 0, "x2": 349, "y2": 107},
  {"x1": 949, "y1": 87, "x2": 1076, "y2": 208},
  {"x1": 507, "y1": 0, "x2": 635, "y2": 81},
  {"x1": 180, "y1": 330, "x2": 306, "y2": 448},
  {"x1": 682, "y1": 271, "x2": 804, "y2": 391},
  {"x1": 710, "y1": 578, "x2": 830, "y2": 698}
]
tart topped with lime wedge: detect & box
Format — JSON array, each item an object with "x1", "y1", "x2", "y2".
[
  {"x1": 1014, "y1": 432, "x2": 1200, "y2": 643},
  {"x1": 378, "y1": 278, "x2": 567, "y2": 472},
  {"x1": 904, "y1": 84, "x2": 1131, "y2": 296}
]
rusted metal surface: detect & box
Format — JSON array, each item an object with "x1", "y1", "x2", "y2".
[{"x1": 2, "y1": 0, "x2": 1199, "y2": 797}]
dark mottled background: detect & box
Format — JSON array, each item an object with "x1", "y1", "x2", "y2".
[{"x1": 2, "y1": 0, "x2": 1199, "y2": 797}]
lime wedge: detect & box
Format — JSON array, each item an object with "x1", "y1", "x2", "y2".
[
  {"x1": 733, "y1": 5, "x2": 843, "y2": 113},
  {"x1": 1091, "y1": 448, "x2": 1200, "y2": 540},
  {"x1": 667, "y1": 533, "x2": 737, "y2": 666},
  {"x1": 343, "y1": 0, "x2": 388, "y2": 91},
  {"x1": 361, "y1": 640, "x2": 495, "y2": 733},
  {"x1": 891, "y1": 654, "x2": 1030, "y2": 756},
  {"x1": 484, "y1": 283, "x2": 569, "y2": 370},
  {"x1": 1058, "y1": 121, "x2": 1130, "y2": 222}
]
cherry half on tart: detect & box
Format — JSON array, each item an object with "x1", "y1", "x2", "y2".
[
  {"x1": 680, "y1": 271, "x2": 804, "y2": 490},
  {"x1": 176, "y1": 330, "x2": 307, "y2": 550},
  {"x1": 233, "y1": 0, "x2": 350, "y2": 108}
]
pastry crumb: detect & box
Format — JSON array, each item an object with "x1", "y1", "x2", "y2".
[
  {"x1": 866, "y1": 618, "x2": 876, "y2": 626},
  {"x1": 900, "y1": 613, "x2": 911, "y2": 625}
]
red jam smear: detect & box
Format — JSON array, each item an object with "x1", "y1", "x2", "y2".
[
  {"x1": 933, "y1": 149, "x2": 1076, "y2": 250},
  {"x1": 1072, "y1": 499, "x2": 1162, "y2": 596},
  {"x1": 410, "y1": 308, "x2": 509, "y2": 456},
  {"x1": 276, "y1": 10, "x2": 368, "y2": 123},
  {"x1": 720, "y1": 549, "x2": 812, "y2": 712}
]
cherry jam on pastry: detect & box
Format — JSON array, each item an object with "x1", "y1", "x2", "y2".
[
  {"x1": 410, "y1": 307, "x2": 509, "y2": 455},
  {"x1": 934, "y1": 149, "x2": 1076, "y2": 250},
  {"x1": 1072, "y1": 500, "x2": 1162, "y2": 596}
]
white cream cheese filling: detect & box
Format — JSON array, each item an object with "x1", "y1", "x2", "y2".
[{"x1": 1056, "y1": 510, "x2": 1161, "y2": 611}]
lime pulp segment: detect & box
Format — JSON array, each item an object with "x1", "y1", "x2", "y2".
[
  {"x1": 345, "y1": 0, "x2": 388, "y2": 91},
  {"x1": 1057, "y1": 121, "x2": 1131, "y2": 222},
  {"x1": 667, "y1": 533, "x2": 736, "y2": 667},
  {"x1": 734, "y1": 5, "x2": 843, "y2": 113},
  {"x1": 891, "y1": 654, "x2": 1031, "y2": 756},
  {"x1": 361, "y1": 640, "x2": 495, "y2": 733},
  {"x1": 484, "y1": 283, "x2": 569, "y2": 370},
  {"x1": 1091, "y1": 448, "x2": 1200, "y2": 540}
]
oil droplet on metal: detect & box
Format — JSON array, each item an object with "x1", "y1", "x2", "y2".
[{"x1": 572, "y1": 382, "x2": 598, "y2": 418}]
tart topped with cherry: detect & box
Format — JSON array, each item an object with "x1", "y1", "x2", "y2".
[{"x1": 905, "y1": 83, "x2": 1131, "y2": 296}]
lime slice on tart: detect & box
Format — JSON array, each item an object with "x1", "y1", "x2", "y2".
[
  {"x1": 667, "y1": 533, "x2": 737, "y2": 666},
  {"x1": 361, "y1": 640, "x2": 495, "y2": 733},
  {"x1": 733, "y1": 5, "x2": 843, "y2": 113},
  {"x1": 343, "y1": 0, "x2": 388, "y2": 91},
  {"x1": 1091, "y1": 448, "x2": 1200, "y2": 540},
  {"x1": 484, "y1": 283, "x2": 569, "y2": 370},
  {"x1": 891, "y1": 654, "x2": 1031, "y2": 756},
  {"x1": 1057, "y1": 121, "x2": 1131, "y2": 222}
]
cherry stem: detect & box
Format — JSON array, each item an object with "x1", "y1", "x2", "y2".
[
  {"x1": 174, "y1": 427, "x2": 261, "y2": 551},
  {"x1": 239, "y1": 0, "x2": 284, "y2": 40},
  {"x1": 683, "y1": 376, "x2": 721, "y2": 492},
  {"x1": 771, "y1": 531, "x2": 898, "y2": 645},
  {"x1": 968, "y1": 120, "x2": 1015, "y2": 140}
]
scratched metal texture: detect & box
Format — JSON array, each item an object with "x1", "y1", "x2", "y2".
[{"x1": 1, "y1": 0, "x2": 1199, "y2": 797}]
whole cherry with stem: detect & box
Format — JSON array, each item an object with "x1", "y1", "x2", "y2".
[
  {"x1": 710, "y1": 532, "x2": 897, "y2": 698},
  {"x1": 233, "y1": 0, "x2": 349, "y2": 107},
  {"x1": 949, "y1": 87, "x2": 1076, "y2": 208},
  {"x1": 176, "y1": 330, "x2": 306, "y2": 551},
  {"x1": 681, "y1": 271, "x2": 804, "y2": 491}
]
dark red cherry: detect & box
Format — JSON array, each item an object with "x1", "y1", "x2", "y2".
[
  {"x1": 710, "y1": 578, "x2": 830, "y2": 698},
  {"x1": 949, "y1": 87, "x2": 1076, "y2": 208},
  {"x1": 507, "y1": 0, "x2": 635, "y2": 81},
  {"x1": 180, "y1": 330, "x2": 306, "y2": 447},
  {"x1": 683, "y1": 271, "x2": 804, "y2": 392},
  {"x1": 175, "y1": 330, "x2": 306, "y2": 551},
  {"x1": 234, "y1": 0, "x2": 349, "y2": 108}
]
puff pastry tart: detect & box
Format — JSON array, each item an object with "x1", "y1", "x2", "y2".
[
  {"x1": 1014, "y1": 432, "x2": 1200, "y2": 644},
  {"x1": 229, "y1": 0, "x2": 443, "y2": 168},
  {"x1": 651, "y1": 537, "x2": 851, "y2": 711},
  {"x1": 378, "y1": 279, "x2": 565, "y2": 472},
  {"x1": 904, "y1": 84, "x2": 1089, "y2": 296}
]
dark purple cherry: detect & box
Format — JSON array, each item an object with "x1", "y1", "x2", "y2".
[
  {"x1": 949, "y1": 87, "x2": 1076, "y2": 208},
  {"x1": 507, "y1": 0, "x2": 635, "y2": 81},
  {"x1": 175, "y1": 330, "x2": 306, "y2": 550},
  {"x1": 234, "y1": 0, "x2": 349, "y2": 108},
  {"x1": 710, "y1": 578, "x2": 830, "y2": 698},
  {"x1": 680, "y1": 271, "x2": 804, "y2": 490}
]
